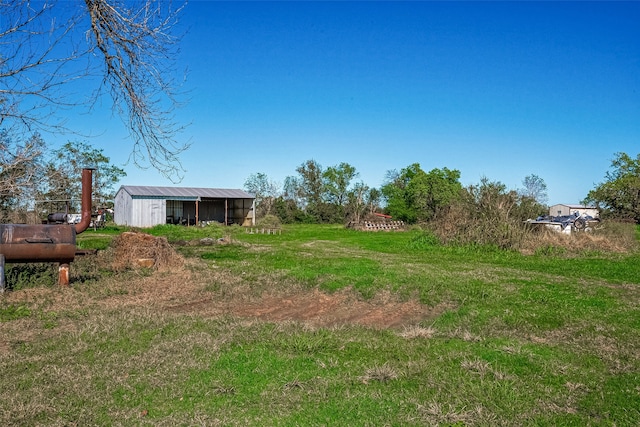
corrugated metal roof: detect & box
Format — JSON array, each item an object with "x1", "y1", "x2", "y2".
[{"x1": 119, "y1": 185, "x2": 254, "y2": 199}]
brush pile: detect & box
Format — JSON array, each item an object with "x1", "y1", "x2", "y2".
[{"x1": 110, "y1": 231, "x2": 183, "y2": 271}]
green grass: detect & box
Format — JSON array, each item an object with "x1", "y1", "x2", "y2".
[
  {"x1": 146, "y1": 222, "x2": 239, "y2": 242},
  {"x1": 1, "y1": 223, "x2": 639, "y2": 425},
  {"x1": 0, "y1": 304, "x2": 31, "y2": 322},
  {"x1": 76, "y1": 225, "x2": 129, "y2": 250}
]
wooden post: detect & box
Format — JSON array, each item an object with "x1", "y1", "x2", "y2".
[{"x1": 58, "y1": 263, "x2": 70, "y2": 286}]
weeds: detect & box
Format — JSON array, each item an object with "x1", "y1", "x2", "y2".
[
  {"x1": 0, "y1": 304, "x2": 30, "y2": 321},
  {"x1": 3, "y1": 263, "x2": 57, "y2": 290}
]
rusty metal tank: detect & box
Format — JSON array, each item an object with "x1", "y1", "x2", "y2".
[
  {"x1": 0, "y1": 168, "x2": 94, "y2": 289},
  {"x1": 0, "y1": 224, "x2": 77, "y2": 263}
]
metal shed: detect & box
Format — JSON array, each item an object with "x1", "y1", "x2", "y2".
[
  {"x1": 114, "y1": 186, "x2": 255, "y2": 228},
  {"x1": 548, "y1": 204, "x2": 599, "y2": 219}
]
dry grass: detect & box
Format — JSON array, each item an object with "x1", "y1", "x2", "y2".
[
  {"x1": 519, "y1": 221, "x2": 639, "y2": 255},
  {"x1": 397, "y1": 325, "x2": 436, "y2": 339},
  {"x1": 109, "y1": 231, "x2": 184, "y2": 271},
  {"x1": 432, "y1": 209, "x2": 638, "y2": 254},
  {"x1": 415, "y1": 401, "x2": 498, "y2": 426},
  {"x1": 361, "y1": 364, "x2": 400, "y2": 383}
]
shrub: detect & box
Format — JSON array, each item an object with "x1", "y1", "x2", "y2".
[{"x1": 430, "y1": 178, "x2": 534, "y2": 250}]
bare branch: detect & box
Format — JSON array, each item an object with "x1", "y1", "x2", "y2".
[
  {"x1": 83, "y1": 0, "x2": 189, "y2": 181},
  {"x1": 1, "y1": 0, "x2": 189, "y2": 181},
  {"x1": 0, "y1": 1, "x2": 88, "y2": 133}
]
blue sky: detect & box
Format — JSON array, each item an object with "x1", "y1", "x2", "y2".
[{"x1": 57, "y1": 1, "x2": 640, "y2": 205}]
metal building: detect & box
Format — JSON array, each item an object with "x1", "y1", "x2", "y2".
[
  {"x1": 548, "y1": 204, "x2": 599, "y2": 218},
  {"x1": 114, "y1": 186, "x2": 255, "y2": 228}
]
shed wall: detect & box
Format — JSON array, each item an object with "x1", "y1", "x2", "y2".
[
  {"x1": 113, "y1": 189, "x2": 132, "y2": 225},
  {"x1": 549, "y1": 204, "x2": 599, "y2": 218},
  {"x1": 114, "y1": 192, "x2": 167, "y2": 228},
  {"x1": 132, "y1": 198, "x2": 166, "y2": 227}
]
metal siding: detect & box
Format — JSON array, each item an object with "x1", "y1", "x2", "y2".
[
  {"x1": 150, "y1": 199, "x2": 166, "y2": 226},
  {"x1": 549, "y1": 204, "x2": 599, "y2": 217},
  {"x1": 131, "y1": 198, "x2": 166, "y2": 227},
  {"x1": 114, "y1": 188, "x2": 133, "y2": 226}
]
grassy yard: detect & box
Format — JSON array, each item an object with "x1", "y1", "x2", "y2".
[{"x1": 1, "y1": 224, "x2": 639, "y2": 426}]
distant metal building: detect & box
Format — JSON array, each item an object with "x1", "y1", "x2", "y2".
[
  {"x1": 549, "y1": 204, "x2": 599, "y2": 218},
  {"x1": 114, "y1": 186, "x2": 255, "y2": 228}
]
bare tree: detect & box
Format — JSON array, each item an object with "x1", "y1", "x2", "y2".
[
  {"x1": 0, "y1": 1, "x2": 85, "y2": 133},
  {"x1": 0, "y1": 0, "x2": 188, "y2": 181},
  {"x1": 345, "y1": 181, "x2": 368, "y2": 223},
  {"x1": 244, "y1": 172, "x2": 280, "y2": 218},
  {"x1": 0, "y1": 131, "x2": 46, "y2": 222}
]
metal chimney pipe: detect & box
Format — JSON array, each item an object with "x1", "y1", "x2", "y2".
[{"x1": 75, "y1": 168, "x2": 95, "y2": 234}]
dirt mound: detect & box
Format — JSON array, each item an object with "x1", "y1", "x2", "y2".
[{"x1": 110, "y1": 231, "x2": 184, "y2": 271}]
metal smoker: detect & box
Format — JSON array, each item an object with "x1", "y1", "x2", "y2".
[{"x1": 0, "y1": 168, "x2": 94, "y2": 290}]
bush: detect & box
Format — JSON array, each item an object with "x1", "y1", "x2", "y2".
[
  {"x1": 427, "y1": 177, "x2": 609, "y2": 254},
  {"x1": 430, "y1": 179, "x2": 534, "y2": 250}
]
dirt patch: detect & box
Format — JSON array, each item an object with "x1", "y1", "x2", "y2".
[
  {"x1": 167, "y1": 287, "x2": 448, "y2": 330},
  {"x1": 4, "y1": 270, "x2": 446, "y2": 331}
]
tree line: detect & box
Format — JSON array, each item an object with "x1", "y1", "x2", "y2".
[
  {"x1": 0, "y1": 131, "x2": 125, "y2": 223},
  {"x1": 246, "y1": 153, "x2": 640, "y2": 228},
  {"x1": 245, "y1": 160, "x2": 547, "y2": 227}
]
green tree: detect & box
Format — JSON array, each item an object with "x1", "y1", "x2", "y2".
[
  {"x1": 381, "y1": 165, "x2": 419, "y2": 222},
  {"x1": 408, "y1": 167, "x2": 462, "y2": 221},
  {"x1": 381, "y1": 163, "x2": 462, "y2": 223},
  {"x1": 323, "y1": 163, "x2": 358, "y2": 206},
  {"x1": 273, "y1": 197, "x2": 306, "y2": 223},
  {"x1": 296, "y1": 159, "x2": 332, "y2": 221},
  {"x1": 42, "y1": 141, "x2": 126, "y2": 211},
  {"x1": 519, "y1": 174, "x2": 548, "y2": 205},
  {"x1": 584, "y1": 152, "x2": 640, "y2": 222},
  {"x1": 322, "y1": 162, "x2": 359, "y2": 222}
]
